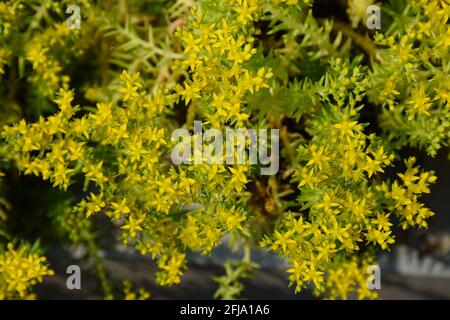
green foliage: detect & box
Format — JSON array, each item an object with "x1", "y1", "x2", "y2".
[
  {"x1": 0, "y1": 0, "x2": 448, "y2": 300},
  {"x1": 213, "y1": 260, "x2": 259, "y2": 300}
]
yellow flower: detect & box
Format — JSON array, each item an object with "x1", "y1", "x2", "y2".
[
  {"x1": 406, "y1": 83, "x2": 433, "y2": 118},
  {"x1": 303, "y1": 259, "x2": 324, "y2": 290},
  {"x1": 176, "y1": 82, "x2": 201, "y2": 104},
  {"x1": 316, "y1": 192, "x2": 340, "y2": 215},
  {"x1": 287, "y1": 259, "x2": 307, "y2": 292},
  {"x1": 67, "y1": 140, "x2": 85, "y2": 162},
  {"x1": 118, "y1": 71, "x2": 143, "y2": 102},
  {"x1": 25, "y1": 43, "x2": 49, "y2": 69},
  {"x1": 365, "y1": 227, "x2": 395, "y2": 249},
  {"x1": 372, "y1": 212, "x2": 392, "y2": 231},
  {"x1": 122, "y1": 281, "x2": 150, "y2": 300},
  {"x1": 296, "y1": 167, "x2": 322, "y2": 189},
  {"x1": 334, "y1": 119, "x2": 359, "y2": 138},
  {"x1": 218, "y1": 207, "x2": 246, "y2": 231},
  {"x1": 181, "y1": 31, "x2": 201, "y2": 54},
  {"x1": 157, "y1": 177, "x2": 176, "y2": 195},
  {"x1": 54, "y1": 89, "x2": 75, "y2": 114},
  {"x1": 157, "y1": 252, "x2": 186, "y2": 286},
  {"x1": 233, "y1": 0, "x2": 259, "y2": 25},
  {"x1": 306, "y1": 144, "x2": 331, "y2": 170},
  {"x1": 70, "y1": 118, "x2": 90, "y2": 139},
  {"x1": 84, "y1": 192, "x2": 106, "y2": 218},
  {"x1": 364, "y1": 155, "x2": 384, "y2": 178},
  {"x1": 111, "y1": 198, "x2": 131, "y2": 220},
  {"x1": 271, "y1": 230, "x2": 296, "y2": 254},
  {"x1": 0, "y1": 243, "x2": 54, "y2": 299},
  {"x1": 229, "y1": 166, "x2": 249, "y2": 192},
  {"x1": 121, "y1": 215, "x2": 145, "y2": 238},
  {"x1": 321, "y1": 219, "x2": 349, "y2": 244},
  {"x1": 52, "y1": 161, "x2": 73, "y2": 190},
  {"x1": 83, "y1": 161, "x2": 107, "y2": 187}
]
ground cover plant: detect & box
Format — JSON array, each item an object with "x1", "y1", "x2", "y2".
[{"x1": 0, "y1": 0, "x2": 449, "y2": 299}]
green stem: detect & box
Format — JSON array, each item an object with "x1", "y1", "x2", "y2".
[
  {"x1": 243, "y1": 242, "x2": 251, "y2": 264},
  {"x1": 333, "y1": 21, "x2": 380, "y2": 61},
  {"x1": 26, "y1": 0, "x2": 51, "y2": 34},
  {"x1": 83, "y1": 230, "x2": 113, "y2": 299}
]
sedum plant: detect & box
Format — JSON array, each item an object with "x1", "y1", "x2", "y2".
[
  {"x1": 0, "y1": 242, "x2": 54, "y2": 300},
  {"x1": 0, "y1": 0, "x2": 447, "y2": 299}
]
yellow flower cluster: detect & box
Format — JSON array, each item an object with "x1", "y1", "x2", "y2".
[
  {"x1": 0, "y1": 1, "x2": 95, "y2": 103},
  {"x1": 122, "y1": 280, "x2": 151, "y2": 300},
  {"x1": 369, "y1": 0, "x2": 450, "y2": 156},
  {"x1": 25, "y1": 29, "x2": 71, "y2": 99},
  {"x1": 378, "y1": 157, "x2": 437, "y2": 230},
  {"x1": 261, "y1": 59, "x2": 436, "y2": 298},
  {"x1": 1, "y1": 73, "x2": 179, "y2": 284},
  {"x1": 0, "y1": 0, "x2": 443, "y2": 300},
  {"x1": 175, "y1": 4, "x2": 272, "y2": 126},
  {"x1": 324, "y1": 255, "x2": 379, "y2": 300},
  {"x1": 0, "y1": 243, "x2": 54, "y2": 300},
  {"x1": 1, "y1": 62, "x2": 256, "y2": 286},
  {"x1": 0, "y1": 2, "x2": 21, "y2": 38}
]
